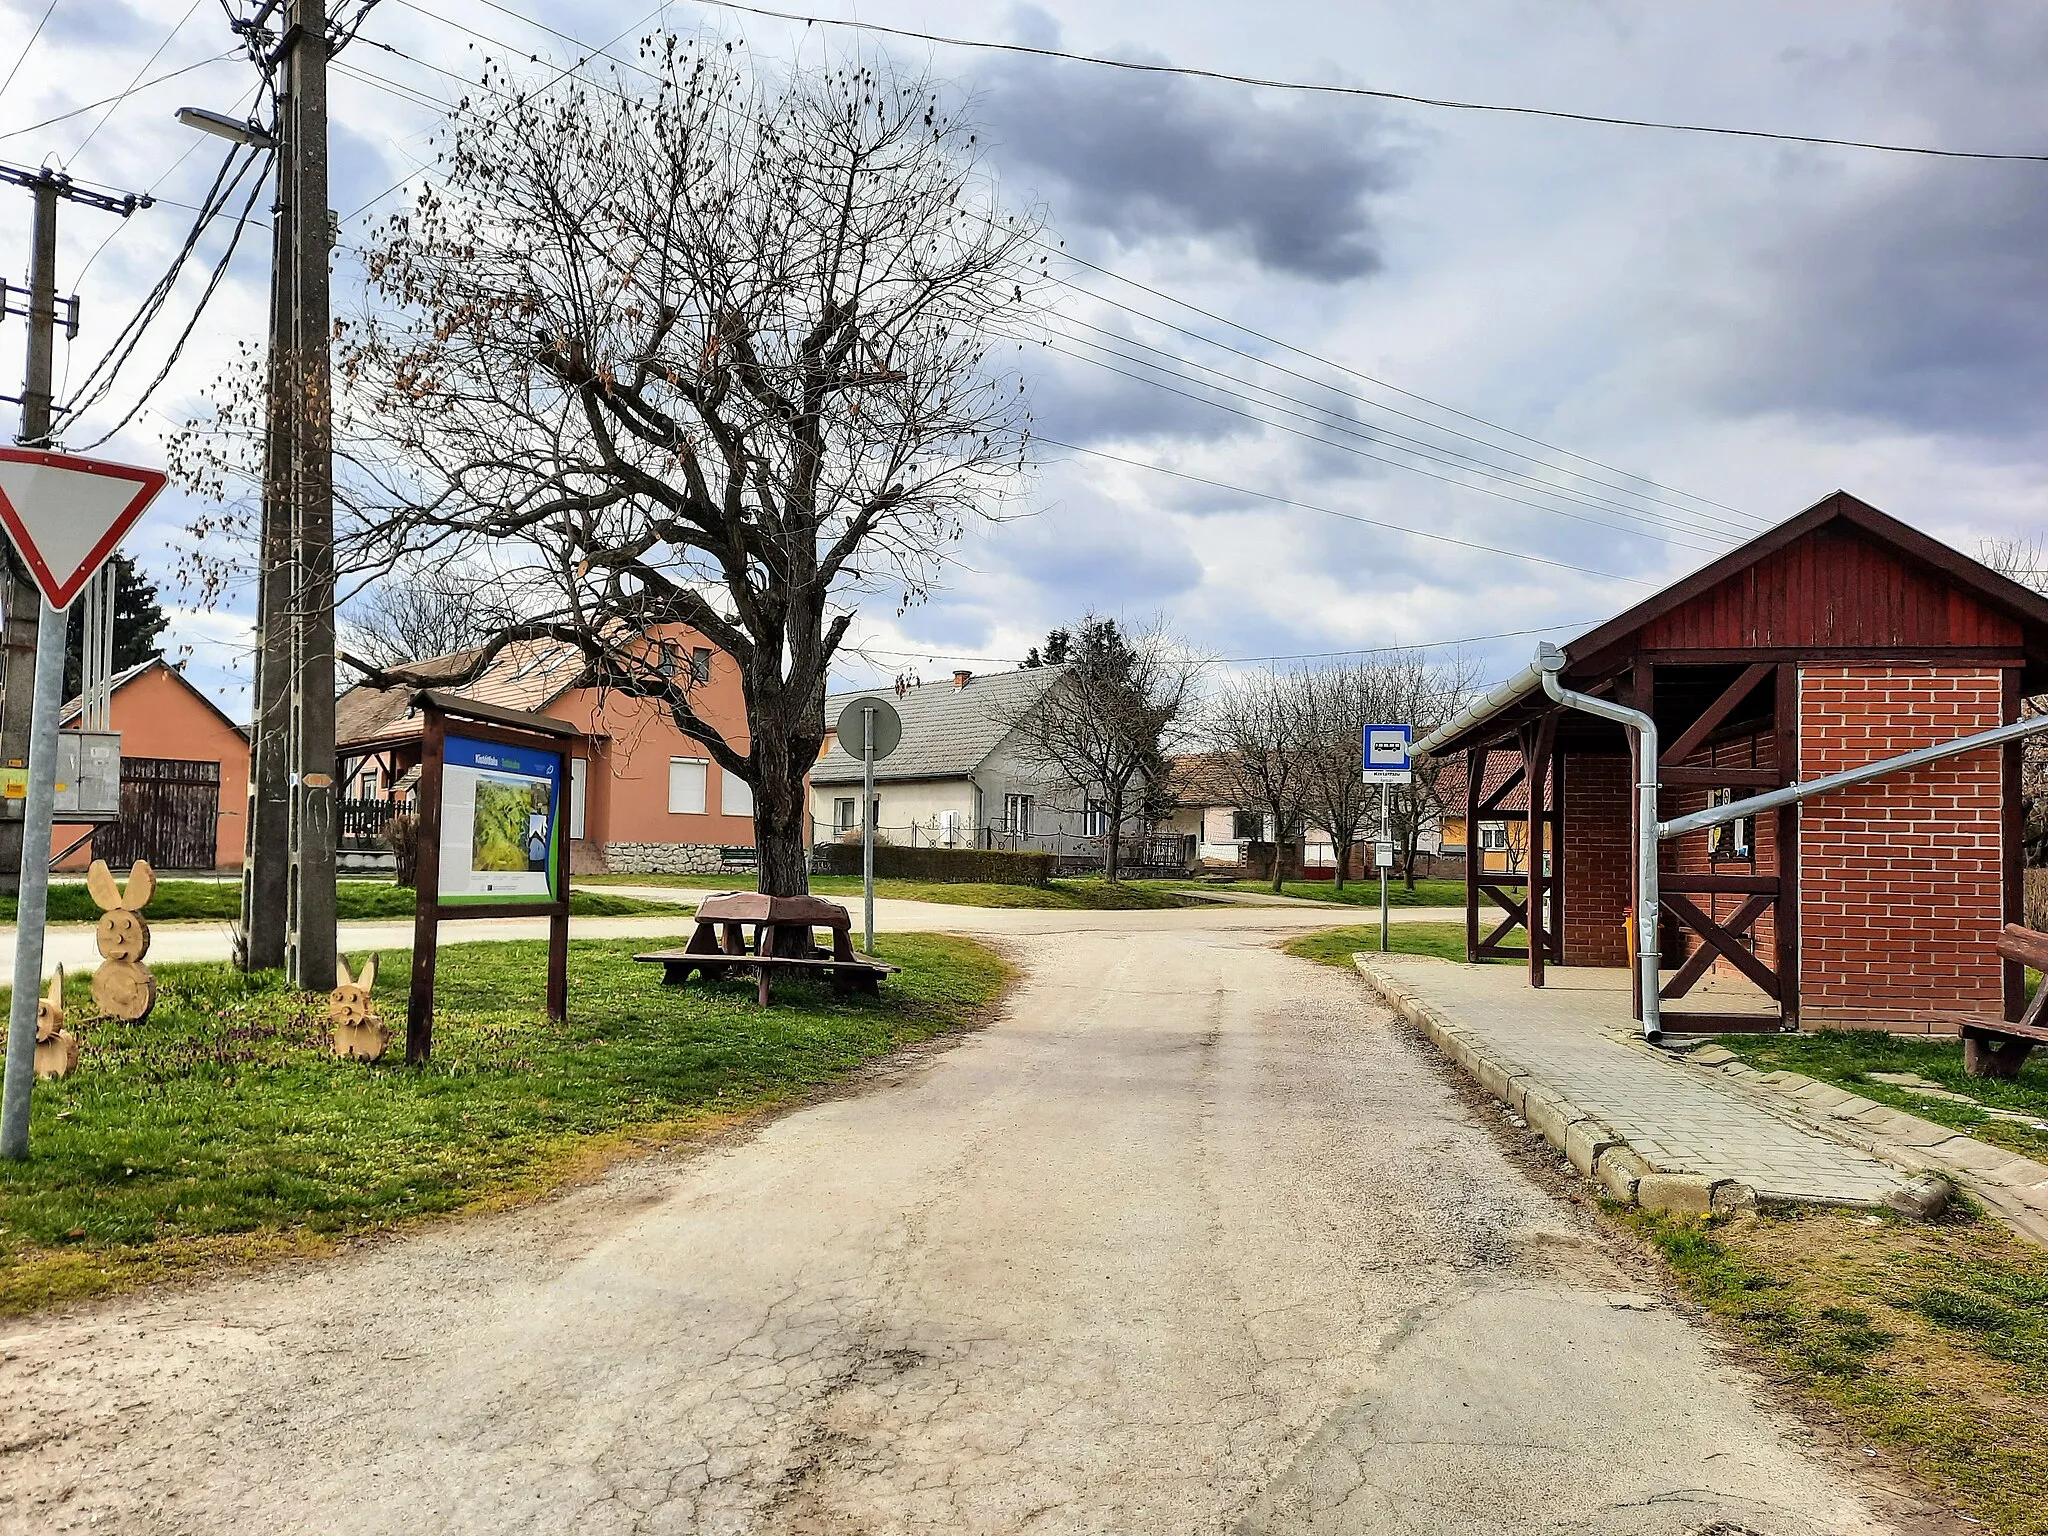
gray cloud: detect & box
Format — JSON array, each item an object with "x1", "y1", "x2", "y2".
[{"x1": 970, "y1": 8, "x2": 1400, "y2": 281}]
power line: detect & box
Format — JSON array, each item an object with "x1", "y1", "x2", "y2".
[
  {"x1": 688, "y1": 0, "x2": 2048, "y2": 164},
  {"x1": 0, "y1": 0, "x2": 64, "y2": 105},
  {"x1": 1035, "y1": 436, "x2": 1660, "y2": 584},
  {"x1": 0, "y1": 51, "x2": 239, "y2": 142},
  {"x1": 72, "y1": 0, "x2": 208, "y2": 162}
]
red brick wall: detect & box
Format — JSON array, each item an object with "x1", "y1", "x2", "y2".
[
  {"x1": 1561, "y1": 752, "x2": 1631, "y2": 965},
  {"x1": 1798, "y1": 665, "x2": 2006, "y2": 1033}
]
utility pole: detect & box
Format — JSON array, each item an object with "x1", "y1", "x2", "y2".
[
  {"x1": 0, "y1": 164, "x2": 147, "y2": 1159},
  {"x1": 234, "y1": 0, "x2": 338, "y2": 989}
]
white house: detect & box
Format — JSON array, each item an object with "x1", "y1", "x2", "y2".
[{"x1": 810, "y1": 667, "x2": 1134, "y2": 852}]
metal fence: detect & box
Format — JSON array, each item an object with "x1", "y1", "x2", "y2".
[{"x1": 816, "y1": 823, "x2": 1195, "y2": 876}]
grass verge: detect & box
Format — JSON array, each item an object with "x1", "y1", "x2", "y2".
[
  {"x1": 1627, "y1": 1203, "x2": 2048, "y2": 1535},
  {"x1": 583, "y1": 871, "x2": 1192, "y2": 910},
  {"x1": 1, "y1": 880, "x2": 681, "y2": 924},
  {"x1": 1178, "y1": 877, "x2": 1466, "y2": 907},
  {"x1": 1283, "y1": 918, "x2": 1523, "y2": 967},
  {"x1": 0, "y1": 931, "x2": 1009, "y2": 1315},
  {"x1": 1713, "y1": 1031, "x2": 2048, "y2": 1163}
]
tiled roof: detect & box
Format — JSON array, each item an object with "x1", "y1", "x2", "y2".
[
  {"x1": 1433, "y1": 753, "x2": 1529, "y2": 813},
  {"x1": 336, "y1": 637, "x2": 588, "y2": 751},
  {"x1": 811, "y1": 668, "x2": 1062, "y2": 785},
  {"x1": 1163, "y1": 752, "x2": 1247, "y2": 808}
]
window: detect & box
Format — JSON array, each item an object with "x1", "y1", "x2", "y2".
[
  {"x1": 359, "y1": 768, "x2": 380, "y2": 800},
  {"x1": 720, "y1": 770, "x2": 754, "y2": 818},
  {"x1": 690, "y1": 646, "x2": 712, "y2": 683},
  {"x1": 1005, "y1": 793, "x2": 1034, "y2": 835},
  {"x1": 1084, "y1": 798, "x2": 1108, "y2": 837},
  {"x1": 834, "y1": 797, "x2": 856, "y2": 834},
  {"x1": 1479, "y1": 821, "x2": 1510, "y2": 852},
  {"x1": 1231, "y1": 808, "x2": 1261, "y2": 841},
  {"x1": 668, "y1": 758, "x2": 707, "y2": 815}
]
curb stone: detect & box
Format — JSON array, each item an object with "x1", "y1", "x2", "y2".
[{"x1": 1354, "y1": 955, "x2": 1764, "y2": 1219}]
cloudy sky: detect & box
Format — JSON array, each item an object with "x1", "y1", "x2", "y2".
[{"x1": 3, "y1": 0, "x2": 2046, "y2": 717}]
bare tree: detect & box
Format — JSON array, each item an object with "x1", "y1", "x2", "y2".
[
  {"x1": 1204, "y1": 671, "x2": 1312, "y2": 892},
  {"x1": 1294, "y1": 665, "x2": 1375, "y2": 892},
  {"x1": 195, "y1": 41, "x2": 1043, "y2": 903},
  {"x1": 341, "y1": 561, "x2": 514, "y2": 669},
  {"x1": 1982, "y1": 539, "x2": 2048, "y2": 866},
  {"x1": 998, "y1": 617, "x2": 1195, "y2": 881}
]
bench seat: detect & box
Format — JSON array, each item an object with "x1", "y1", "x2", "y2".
[{"x1": 634, "y1": 948, "x2": 898, "y2": 1006}]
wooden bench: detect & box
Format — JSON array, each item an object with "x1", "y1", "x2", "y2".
[
  {"x1": 1962, "y1": 924, "x2": 2048, "y2": 1078},
  {"x1": 633, "y1": 891, "x2": 896, "y2": 1006}
]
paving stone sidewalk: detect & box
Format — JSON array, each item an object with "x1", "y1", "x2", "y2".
[{"x1": 1356, "y1": 953, "x2": 1904, "y2": 1207}]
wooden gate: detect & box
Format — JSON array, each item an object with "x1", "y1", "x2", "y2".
[{"x1": 93, "y1": 757, "x2": 221, "y2": 870}]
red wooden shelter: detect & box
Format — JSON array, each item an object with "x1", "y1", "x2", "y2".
[{"x1": 1424, "y1": 492, "x2": 2048, "y2": 1034}]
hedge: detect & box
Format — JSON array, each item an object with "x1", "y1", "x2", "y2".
[{"x1": 810, "y1": 842, "x2": 1054, "y2": 886}]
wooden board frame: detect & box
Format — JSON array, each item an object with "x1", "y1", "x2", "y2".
[{"x1": 406, "y1": 694, "x2": 585, "y2": 1064}]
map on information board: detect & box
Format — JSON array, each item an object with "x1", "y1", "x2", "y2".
[{"x1": 437, "y1": 734, "x2": 564, "y2": 904}]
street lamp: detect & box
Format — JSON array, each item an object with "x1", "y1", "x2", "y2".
[{"x1": 174, "y1": 107, "x2": 277, "y2": 149}]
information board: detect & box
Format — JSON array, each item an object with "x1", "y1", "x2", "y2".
[{"x1": 436, "y1": 732, "x2": 565, "y2": 904}]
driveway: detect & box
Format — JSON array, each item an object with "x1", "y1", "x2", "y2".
[{"x1": 0, "y1": 910, "x2": 1905, "y2": 1534}]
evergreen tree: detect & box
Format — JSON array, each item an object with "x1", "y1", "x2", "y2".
[{"x1": 64, "y1": 554, "x2": 170, "y2": 700}]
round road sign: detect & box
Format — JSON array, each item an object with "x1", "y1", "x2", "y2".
[{"x1": 834, "y1": 695, "x2": 903, "y2": 761}]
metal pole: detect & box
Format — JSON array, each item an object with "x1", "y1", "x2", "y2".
[
  {"x1": 1379, "y1": 785, "x2": 1390, "y2": 952},
  {"x1": 0, "y1": 596, "x2": 67, "y2": 1158},
  {"x1": 861, "y1": 704, "x2": 875, "y2": 956}
]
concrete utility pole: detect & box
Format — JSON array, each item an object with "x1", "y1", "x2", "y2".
[
  {"x1": 0, "y1": 164, "x2": 147, "y2": 1159},
  {"x1": 237, "y1": 0, "x2": 337, "y2": 989}
]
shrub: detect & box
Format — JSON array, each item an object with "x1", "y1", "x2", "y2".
[
  {"x1": 384, "y1": 814, "x2": 421, "y2": 889},
  {"x1": 810, "y1": 842, "x2": 1053, "y2": 885}
]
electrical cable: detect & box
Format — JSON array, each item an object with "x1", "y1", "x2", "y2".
[
  {"x1": 0, "y1": 0, "x2": 64, "y2": 106},
  {"x1": 686, "y1": 0, "x2": 2048, "y2": 164},
  {"x1": 0, "y1": 51, "x2": 239, "y2": 142},
  {"x1": 73, "y1": 0, "x2": 208, "y2": 162}
]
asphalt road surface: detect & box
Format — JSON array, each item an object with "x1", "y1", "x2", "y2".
[{"x1": 0, "y1": 909, "x2": 1910, "y2": 1534}]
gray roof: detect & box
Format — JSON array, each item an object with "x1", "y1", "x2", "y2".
[{"x1": 813, "y1": 668, "x2": 1062, "y2": 785}]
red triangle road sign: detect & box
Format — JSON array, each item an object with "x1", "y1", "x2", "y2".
[{"x1": 0, "y1": 448, "x2": 168, "y2": 610}]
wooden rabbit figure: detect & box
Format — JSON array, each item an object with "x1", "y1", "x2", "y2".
[
  {"x1": 87, "y1": 859, "x2": 157, "y2": 1022},
  {"x1": 33, "y1": 966, "x2": 77, "y2": 1079},
  {"x1": 330, "y1": 954, "x2": 392, "y2": 1061}
]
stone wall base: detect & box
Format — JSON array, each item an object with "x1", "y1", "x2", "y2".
[{"x1": 600, "y1": 841, "x2": 751, "y2": 875}]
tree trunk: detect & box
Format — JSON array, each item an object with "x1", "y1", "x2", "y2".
[
  {"x1": 1331, "y1": 833, "x2": 1346, "y2": 892},
  {"x1": 1103, "y1": 787, "x2": 1124, "y2": 884}
]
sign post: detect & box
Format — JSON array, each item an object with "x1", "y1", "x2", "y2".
[
  {"x1": 1363, "y1": 724, "x2": 1413, "y2": 956},
  {"x1": 405, "y1": 690, "x2": 584, "y2": 1064},
  {"x1": 0, "y1": 448, "x2": 165, "y2": 1158},
  {"x1": 833, "y1": 695, "x2": 901, "y2": 956}
]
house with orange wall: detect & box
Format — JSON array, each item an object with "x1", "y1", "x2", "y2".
[
  {"x1": 335, "y1": 631, "x2": 759, "y2": 874},
  {"x1": 52, "y1": 658, "x2": 252, "y2": 871}
]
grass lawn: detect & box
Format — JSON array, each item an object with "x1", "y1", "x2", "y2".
[
  {"x1": 1283, "y1": 919, "x2": 1523, "y2": 967},
  {"x1": 0, "y1": 931, "x2": 1008, "y2": 1315},
  {"x1": 0, "y1": 880, "x2": 682, "y2": 925},
  {"x1": 1181, "y1": 877, "x2": 1467, "y2": 907},
  {"x1": 1712, "y1": 1031, "x2": 2048, "y2": 1164},
  {"x1": 583, "y1": 871, "x2": 1192, "y2": 910},
  {"x1": 1632, "y1": 1204, "x2": 2048, "y2": 1536}
]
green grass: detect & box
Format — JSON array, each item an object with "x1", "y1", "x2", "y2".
[
  {"x1": 0, "y1": 880, "x2": 682, "y2": 924},
  {"x1": 1627, "y1": 1204, "x2": 2048, "y2": 1535},
  {"x1": 1283, "y1": 919, "x2": 1524, "y2": 967},
  {"x1": 0, "y1": 931, "x2": 1008, "y2": 1314},
  {"x1": 583, "y1": 872, "x2": 1192, "y2": 910},
  {"x1": 1713, "y1": 1030, "x2": 2048, "y2": 1162},
  {"x1": 1178, "y1": 877, "x2": 1467, "y2": 907}
]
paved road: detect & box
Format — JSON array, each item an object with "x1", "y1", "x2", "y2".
[
  {"x1": 0, "y1": 893, "x2": 1456, "y2": 973},
  {"x1": 0, "y1": 912, "x2": 1904, "y2": 1534}
]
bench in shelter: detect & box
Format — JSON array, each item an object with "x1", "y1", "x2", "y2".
[{"x1": 1962, "y1": 924, "x2": 2048, "y2": 1078}]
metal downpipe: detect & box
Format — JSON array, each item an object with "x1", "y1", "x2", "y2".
[{"x1": 1534, "y1": 644, "x2": 1663, "y2": 1042}]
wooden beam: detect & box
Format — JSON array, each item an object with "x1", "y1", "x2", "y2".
[
  {"x1": 1464, "y1": 747, "x2": 1481, "y2": 962},
  {"x1": 1775, "y1": 659, "x2": 1800, "y2": 1030},
  {"x1": 1527, "y1": 712, "x2": 1557, "y2": 989},
  {"x1": 1661, "y1": 663, "x2": 1777, "y2": 767},
  {"x1": 1659, "y1": 766, "x2": 1781, "y2": 788},
  {"x1": 2005, "y1": 669, "x2": 2025, "y2": 1022},
  {"x1": 1660, "y1": 892, "x2": 1779, "y2": 1000},
  {"x1": 1660, "y1": 1012, "x2": 1786, "y2": 1035},
  {"x1": 1661, "y1": 873, "x2": 1780, "y2": 895},
  {"x1": 1478, "y1": 763, "x2": 1526, "y2": 815}
]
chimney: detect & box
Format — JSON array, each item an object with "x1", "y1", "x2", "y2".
[{"x1": 953, "y1": 669, "x2": 973, "y2": 689}]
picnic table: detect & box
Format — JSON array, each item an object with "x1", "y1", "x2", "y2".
[
  {"x1": 1962, "y1": 924, "x2": 2048, "y2": 1078},
  {"x1": 634, "y1": 892, "x2": 896, "y2": 1006}
]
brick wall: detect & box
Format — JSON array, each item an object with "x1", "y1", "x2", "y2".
[
  {"x1": 1561, "y1": 752, "x2": 1631, "y2": 965},
  {"x1": 1798, "y1": 665, "x2": 2006, "y2": 1033}
]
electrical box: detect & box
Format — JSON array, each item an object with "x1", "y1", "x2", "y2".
[{"x1": 54, "y1": 731, "x2": 122, "y2": 821}]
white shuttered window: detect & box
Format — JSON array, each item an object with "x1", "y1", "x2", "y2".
[
  {"x1": 668, "y1": 758, "x2": 708, "y2": 815},
  {"x1": 720, "y1": 770, "x2": 754, "y2": 817}
]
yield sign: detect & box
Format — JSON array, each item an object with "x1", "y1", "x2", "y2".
[{"x1": 0, "y1": 448, "x2": 167, "y2": 609}]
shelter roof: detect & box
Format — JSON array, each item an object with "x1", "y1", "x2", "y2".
[{"x1": 812, "y1": 668, "x2": 1061, "y2": 785}]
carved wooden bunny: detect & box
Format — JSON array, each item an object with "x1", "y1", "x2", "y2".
[
  {"x1": 87, "y1": 859, "x2": 157, "y2": 1022},
  {"x1": 33, "y1": 966, "x2": 77, "y2": 1079},
  {"x1": 330, "y1": 954, "x2": 392, "y2": 1061}
]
